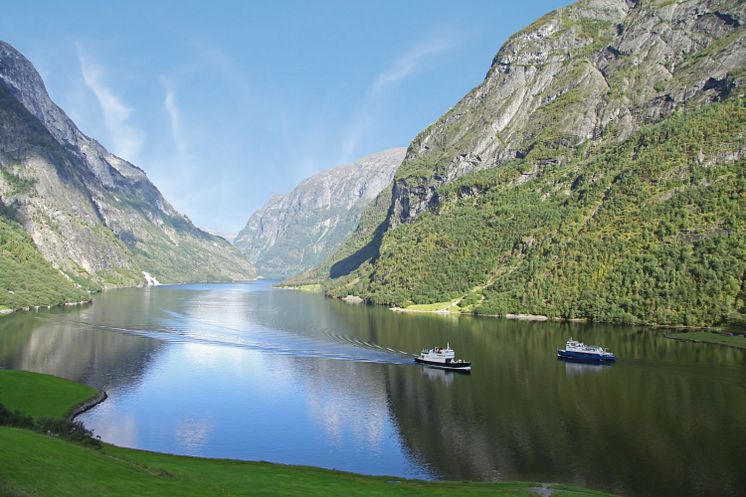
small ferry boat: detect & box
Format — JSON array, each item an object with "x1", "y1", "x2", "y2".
[
  {"x1": 557, "y1": 338, "x2": 616, "y2": 363},
  {"x1": 415, "y1": 343, "x2": 471, "y2": 372}
]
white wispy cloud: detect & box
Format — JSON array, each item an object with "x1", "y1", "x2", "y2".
[
  {"x1": 75, "y1": 43, "x2": 145, "y2": 162},
  {"x1": 339, "y1": 33, "x2": 457, "y2": 161},
  {"x1": 162, "y1": 82, "x2": 188, "y2": 161},
  {"x1": 371, "y1": 37, "x2": 455, "y2": 94}
]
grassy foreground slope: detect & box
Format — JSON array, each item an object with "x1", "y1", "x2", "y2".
[
  {"x1": 0, "y1": 370, "x2": 618, "y2": 497},
  {"x1": 326, "y1": 98, "x2": 746, "y2": 328},
  {"x1": 0, "y1": 370, "x2": 97, "y2": 419}
]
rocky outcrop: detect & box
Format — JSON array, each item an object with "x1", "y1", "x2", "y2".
[
  {"x1": 0, "y1": 41, "x2": 254, "y2": 291},
  {"x1": 389, "y1": 0, "x2": 746, "y2": 227},
  {"x1": 235, "y1": 148, "x2": 405, "y2": 278}
]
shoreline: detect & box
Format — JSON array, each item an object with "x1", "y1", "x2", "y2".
[
  {"x1": 298, "y1": 286, "x2": 740, "y2": 337},
  {"x1": 0, "y1": 299, "x2": 91, "y2": 317},
  {"x1": 388, "y1": 302, "x2": 746, "y2": 349},
  {"x1": 69, "y1": 390, "x2": 108, "y2": 421},
  {"x1": 0, "y1": 277, "x2": 262, "y2": 317},
  {"x1": 390, "y1": 306, "x2": 588, "y2": 323},
  {"x1": 664, "y1": 331, "x2": 746, "y2": 350}
]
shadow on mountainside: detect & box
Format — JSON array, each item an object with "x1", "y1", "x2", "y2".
[{"x1": 329, "y1": 219, "x2": 388, "y2": 280}]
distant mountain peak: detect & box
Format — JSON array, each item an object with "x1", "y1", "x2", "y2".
[{"x1": 235, "y1": 148, "x2": 405, "y2": 278}]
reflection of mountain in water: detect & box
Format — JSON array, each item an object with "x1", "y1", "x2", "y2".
[
  {"x1": 0, "y1": 282, "x2": 744, "y2": 497},
  {"x1": 177, "y1": 285, "x2": 403, "y2": 457},
  {"x1": 380, "y1": 318, "x2": 746, "y2": 497},
  {"x1": 242, "y1": 286, "x2": 746, "y2": 496},
  {"x1": 0, "y1": 289, "x2": 166, "y2": 391}
]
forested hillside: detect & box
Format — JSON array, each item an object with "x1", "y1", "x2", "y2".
[
  {"x1": 294, "y1": 0, "x2": 746, "y2": 328},
  {"x1": 327, "y1": 99, "x2": 745, "y2": 327},
  {"x1": 0, "y1": 216, "x2": 87, "y2": 311}
]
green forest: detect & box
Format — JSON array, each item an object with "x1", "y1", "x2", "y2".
[
  {"x1": 325, "y1": 97, "x2": 746, "y2": 329},
  {"x1": 0, "y1": 215, "x2": 89, "y2": 311}
]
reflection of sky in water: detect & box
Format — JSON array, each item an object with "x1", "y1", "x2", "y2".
[
  {"x1": 84, "y1": 282, "x2": 413, "y2": 365},
  {"x1": 422, "y1": 367, "x2": 455, "y2": 386},
  {"x1": 79, "y1": 292, "x2": 432, "y2": 479},
  {"x1": 562, "y1": 361, "x2": 612, "y2": 376},
  {"x1": 5, "y1": 280, "x2": 745, "y2": 496},
  {"x1": 175, "y1": 417, "x2": 214, "y2": 455}
]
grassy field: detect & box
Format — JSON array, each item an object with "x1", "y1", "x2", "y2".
[
  {"x1": 0, "y1": 370, "x2": 97, "y2": 419},
  {"x1": 278, "y1": 283, "x2": 323, "y2": 293},
  {"x1": 404, "y1": 300, "x2": 461, "y2": 312},
  {"x1": 666, "y1": 331, "x2": 746, "y2": 349},
  {"x1": 0, "y1": 370, "x2": 619, "y2": 497}
]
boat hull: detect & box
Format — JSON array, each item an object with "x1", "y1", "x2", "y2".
[
  {"x1": 414, "y1": 357, "x2": 472, "y2": 372},
  {"x1": 557, "y1": 350, "x2": 616, "y2": 363}
]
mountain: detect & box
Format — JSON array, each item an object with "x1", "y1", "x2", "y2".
[
  {"x1": 0, "y1": 41, "x2": 254, "y2": 310},
  {"x1": 300, "y1": 0, "x2": 746, "y2": 328},
  {"x1": 235, "y1": 148, "x2": 405, "y2": 278},
  {"x1": 204, "y1": 229, "x2": 239, "y2": 244}
]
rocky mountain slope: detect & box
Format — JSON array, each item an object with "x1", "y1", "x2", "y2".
[
  {"x1": 0, "y1": 41, "x2": 254, "y2": 309},
  {"x1": 235, "y1": 148, "x2": 405, "y2": 278},
  {"x1": 300, "y1": 0, "x2": 746, "y2": 328}
]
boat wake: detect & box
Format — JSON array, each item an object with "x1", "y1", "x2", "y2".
[
  {"x1": 51, "y1": 313, "x2": 413, "y2": 366},
  {"x1": 323, "y1": 331, "x2": 415, "y2": 358}
]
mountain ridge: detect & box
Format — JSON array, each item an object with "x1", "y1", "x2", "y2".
[
  {"x1": 0, "y1": 41, "x2": 254, "y2": 310},
  {"x1": 235, "y1": 148, "x2": 405, "y2": 278}
]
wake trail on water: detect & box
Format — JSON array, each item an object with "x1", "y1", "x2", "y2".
[
  {"x1": 323, "y1": 330, "x2": 415, "y2": 357},
  {"x1": 47, "y1": 312, "x2": 414, "y2": 366}
]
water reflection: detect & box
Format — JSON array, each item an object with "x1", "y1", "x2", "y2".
[
  {"x1": 0, "y1": 306, "x2": 163, "y2": 391},
  {"x1": 0, "y1": 281, "x2": 743, "y2": 497},
  {"x1": 175, "y1": 418, "x2": 214, "y2": 454},
  {"x1": 421, "y1": 367, "x2": 456, "y2": 386},
  {"x1": 561, "y1": 360, "x2": 612, "y2": 376}
]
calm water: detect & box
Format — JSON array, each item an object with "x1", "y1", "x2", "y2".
[{"x1": 0, "y1": 281, "x2": 744, "y2": 497}]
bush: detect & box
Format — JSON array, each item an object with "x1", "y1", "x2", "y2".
[{"x1": 0, "y1": 403, "x2": 101, "y2": 449}]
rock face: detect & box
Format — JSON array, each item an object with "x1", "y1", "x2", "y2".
[
  {"x1": 235, "y1": 148, "x2": 405, "y2": 278},
  {"x1": 0, "y1": 41, "x2": 254, "y2": 293},
  {"x1": 314, "y1": 0, "x2": 746, "y2": 327},
  {"x1": 390, "y1": 0, "x2": 746, "y2": 227}
]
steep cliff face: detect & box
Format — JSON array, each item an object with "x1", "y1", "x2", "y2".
[
  {"x1": 391, "y1": 0, "x2": 745, "y2": 226},
  {"x1": 0, "y1": 41, "x2": 254, "y2": 303},
  {"x1": 317, "y1": 0, "x2": 746, "y2": 328},
  {"x1": 235, "y1": 148, "x2": 405, "y2": 278}
]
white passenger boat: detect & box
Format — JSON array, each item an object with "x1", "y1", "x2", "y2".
[{"x1": 414, "y1": 343, "x2": 471, "y2": 372}]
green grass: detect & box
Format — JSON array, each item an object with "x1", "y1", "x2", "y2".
[
  {"x1": 666, "y1": 331, "x2": 746, "y2": 349},
  {"x1": 0, "y1": 370, "x2": 620, "y2": 497},
  {"x1": 0, "y1": 427, "x2": 617, "y2": 497},
  {"x1": 0, "y1": 370, "x2": 97, "y2": 419},
  {"x1": 405, "y1": 300, "x2": 461, "y2": 312},
  {"x1": 285, "y1": 283, "x2": 322, "y2": 293}
]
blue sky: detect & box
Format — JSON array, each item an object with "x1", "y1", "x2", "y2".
[{"x1": 2, "y1": 1, "x2": 569, "y2": 233}]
